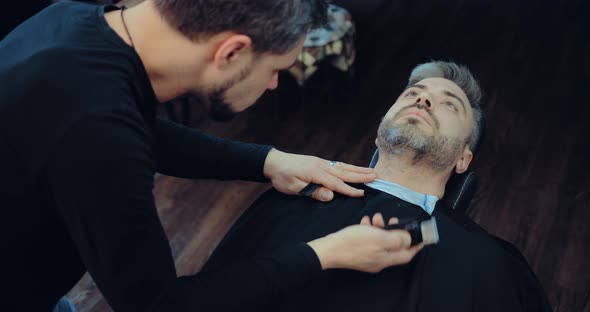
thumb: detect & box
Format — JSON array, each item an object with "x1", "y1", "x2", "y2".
[
  {"x1": 384, "y1": 230, "x2": 412, "y2": 249},
  {"x1": 311, "y1": 186, "x2": 335, "y2": 202}
]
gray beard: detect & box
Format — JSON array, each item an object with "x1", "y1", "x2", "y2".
[{"x1": 377, "y1": 118, "x2": 464, "y2": 171}]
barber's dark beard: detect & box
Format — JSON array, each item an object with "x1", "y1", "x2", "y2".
[
  {"x1": 206, "y1": 65, "x2": 253, "y2": 122},
  {"x1": 376, "y1": 117, "x2": 464, "y2": 171},
  {"x1": 207, "y1": 91, "x2": 235, "y2": 122}
]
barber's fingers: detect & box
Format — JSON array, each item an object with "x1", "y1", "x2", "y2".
[
  {"x1": 359, "y1": 214, "x2": 399, "y2": 228},
  {"x1": 325, "y1": 161, "x2": 377, "y2": 184},
  {"x1": 296, "y1": 181, "x2": 336, "y2": 202},
  {"x1": 297, "y1": 159, "x2": 377, "y2": 200},
  {"x1": 374, "y1": 229, "x2": 422, "y2": 269},
  {"x1": 372, "y1": 213, "x2": 385, "y2": 228},
  {"x1": 382, "y1": 229, "x2": 412, "y2": 249},
  {"x1": 329, "y1": 161, "x2": 376, "y2": 174},
  {"x1": 310, "y1": 186, "x2": 335, "y2": 202},
  {"x1": 359, "y1": 214, "x2": 383, "y2": 226},
  {"x1": 311, "y1": 173, "x2": 364, "y2": 198},
  {"x1": 385, "y1": 243, "x2": 424, "y2": 265}
]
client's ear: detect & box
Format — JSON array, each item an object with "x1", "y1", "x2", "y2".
[{"x1": 455, "y1": 145, "x2": 473, "y2": 174}]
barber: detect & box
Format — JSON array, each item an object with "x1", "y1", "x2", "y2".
[{"x1": 0, "y1": 0, "x2": 420, "y2": 310}]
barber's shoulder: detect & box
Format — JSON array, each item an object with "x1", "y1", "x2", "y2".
[
  {"x1": 18, "y1": 46, "x2": 79, "y2": 80},
  {"x1": 23, "y1": 47, "x2": 118, "y2": 106}
]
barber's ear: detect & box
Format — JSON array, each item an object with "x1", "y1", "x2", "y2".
[
  {"x1": 455, "y1": 145, "x2": 473, "y2": 174},
  {"x1": 212, "y1": 35, "x2": 253, "y2": 68}
]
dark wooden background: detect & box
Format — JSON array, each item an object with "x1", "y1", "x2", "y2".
[{"x1": 36, "y1": 0, "x2": 586, "y2": 311}]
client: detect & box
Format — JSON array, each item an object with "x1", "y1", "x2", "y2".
[{"x1": 202, "y1": 61, "x2": 551, "y2": 312}]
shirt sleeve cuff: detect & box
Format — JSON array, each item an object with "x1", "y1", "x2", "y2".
[{"x1": 252, "y1": 145, "x2": 274, "y2": 182}]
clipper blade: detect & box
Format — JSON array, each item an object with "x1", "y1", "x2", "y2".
[{"x1": 420, "y1": 217, "x2": 439, "y2": 245}]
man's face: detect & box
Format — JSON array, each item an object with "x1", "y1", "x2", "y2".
[
  {"x1": 206, "y1": 37, "x2": 306, "y2": 121},
  {"x1": 376, "y1": 77, "x2": 474, "y2": 170}
]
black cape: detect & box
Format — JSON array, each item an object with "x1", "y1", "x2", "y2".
[{"x1": 203, "y1": 185, "x2": 551, "y2": 312}]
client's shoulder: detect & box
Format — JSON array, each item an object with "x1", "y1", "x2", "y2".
[{"x1": 435, "y1": 203, "x2": 531, "y2": 267}]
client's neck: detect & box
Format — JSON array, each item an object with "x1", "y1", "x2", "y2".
[{"x1": 372, "y1": 153, "x2": 451, "y2": 198}]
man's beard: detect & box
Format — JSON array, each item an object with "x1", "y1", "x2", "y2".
[
  {"x1": 376, "y1": 116, "x2": 464, "y2": 171},
  {"x1": 197, "y1": 64, "x2": 253, "y2": 122},
  {"x1": 207, "y1": 90, "x2": 235, "y2": 122}
]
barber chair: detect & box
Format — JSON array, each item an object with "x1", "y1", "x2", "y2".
[{"x1": 369, "y1": 149, "x2": 477, "y2": 214}]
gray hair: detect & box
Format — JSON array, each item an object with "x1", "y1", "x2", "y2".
[
  {"x1": 154, "y1": 0, "x2": 329, "y2": 54},
  {"x1": 406, "y1": 61, "x2": 483, "y2": 152}
]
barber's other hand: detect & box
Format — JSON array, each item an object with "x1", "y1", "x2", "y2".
[
  {"x1": 307, "y1": 213, "x2": 424, "y2": 273},
  {"x1": 263, "y1": 148, "x2": 376, "y2": 202}
]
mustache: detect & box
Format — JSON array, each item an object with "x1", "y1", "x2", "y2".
[{"x1": 393, "y1": 102, "x2": 440, "y2": 129}]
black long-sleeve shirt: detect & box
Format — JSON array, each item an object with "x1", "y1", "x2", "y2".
[{"x1": 0, "y1": 2, "x2": 320, "y2": 310}]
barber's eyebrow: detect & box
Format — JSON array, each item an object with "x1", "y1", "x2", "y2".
[{"x1": 406, "y1": 83, "x2": 466, "y2": 113}]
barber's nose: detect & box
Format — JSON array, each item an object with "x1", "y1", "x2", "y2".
[
  {"x1": 267, "y1": 72, "x2": 279, "y2": 90},
  {"x1": 416, "y1": 97, "x2": 432, "y2": 110}
]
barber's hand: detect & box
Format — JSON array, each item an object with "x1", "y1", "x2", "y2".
[
  {"x1": 307, "y1": 213, "x2": 424, "y2": 273},
  {"x1": 263, "y1": 148, "x2": 377, "y2": 202}
]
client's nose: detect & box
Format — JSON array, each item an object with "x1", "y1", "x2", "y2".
[{"x1": 416, "y1": 98, "x2": 432, "y2": 109}]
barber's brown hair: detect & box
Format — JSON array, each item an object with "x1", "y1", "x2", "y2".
[{"x1": 153, "y1": 0, "x2": 328, "y2": 54}]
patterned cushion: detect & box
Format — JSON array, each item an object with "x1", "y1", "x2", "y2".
[{"x1": 287, "y1": 4, "x2": 356, "y2": 85}]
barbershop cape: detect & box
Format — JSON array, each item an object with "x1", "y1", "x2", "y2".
[{"x1": 202, "y1": 184, "x2": 551, "y2": 312}]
